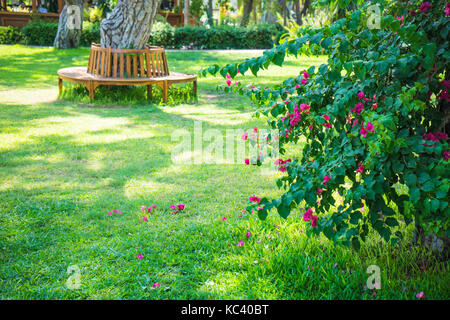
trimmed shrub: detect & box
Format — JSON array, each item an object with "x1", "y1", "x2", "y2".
[
  {"x1": 149, "y1": 21, "x2": 175, "y2": 47},
  {"x1": 0, "y1": 26, "x2": 23, "y2": 44},
  {"x1": 22, "y1": 20, "x2": 58, "y2": 46}
]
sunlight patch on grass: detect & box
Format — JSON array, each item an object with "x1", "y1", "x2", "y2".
[{"x1": 123, "y1": 178, "x2": 182, "y2": 199}]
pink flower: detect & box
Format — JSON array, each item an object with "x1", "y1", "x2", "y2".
[
  {"x1": 152, "y1": 204, "x2": 157, "y2": 209},
  {"x1": 356, "y1": 162, "x2": 365, "y2": 174},
  {"x1": 323, "y1": 123, "x2": 332, "y2": 128},
  {"x1": 416, "y1": 291, "x2": 425, "y2": 299},
  {"x1": 177, "y1": 204, "x2": 185, "y2": 210},
  {"x1": 396, "y1": 16, "x2": 404, "y2": 22},
  {"x1": 142, "y1": 216, "x2": 148, "y2": 222},
  {"x1": 170, "y1": 205, "x2": 176, "y2": 209},
  {"x1": 152, "y1": 282, "x2": 160, "y2": 289},
  {"x1": 322, "y1": 175, "x2": 331, "y2": 185},
  {"x1": 360, "y1": 127, "x2": 368, "y2": 137},
  {"x1": 311, "y1": 215, "x2": 318, "y2": 227},
  {"x1": 226, "y1": 80, "x2": 231, "y2": 86},
  {"x1": 308, "y1": 124, "x2": 313, "y2": 130},
  {"x1": 241, "y1": 209, "x2": 246, "y2": 213},
  {"x1": 137, "y1": 254, "x2": 144, "y2": 259},
  {"x1": 438, "y1": 89, "x2": 450, "y2": 102},
  {"x1": 301, "y1": 78, "x2": 307, "y2": 85},
  {"x1": 237, "y1": 240, "x2": 244, "y2": 247},
  {"x1": 107, "y1": 211, "x2": 113, "y2": 215},
  {"x1": 115, "y1": 210, "x2": 122, "y2": 215},
  {"x1": 323, "y1": 114, "x2": 330, "y2": 121},
  {"x1": 246, "y1": 232, "x2": 251, "y2": 238},
  {"x1": 317, "y1": 188, "x2": 323, "y2": 194},
  {"x1": 226, "y1": 73, "x2": 231, "y2": 79},
  {"x1": 249, "y1": 195, "x2": 261, "y2": 203},
  {"x1": 295, "y1": 84, "x2": 301, "y2": 88},
  {"x1": 443, "y1": 151, "x2": 450, "y2": 161},
  {"x1": 352, "y1": 102, "x2": 364, "y2": 115},
  {"x1": 357, "y1": 91, "x2": 365, "y2": 99},
  {"x1": 253, "y1": 128, "x2": 258, "y2": 133},
  {"x1": 419, "y1": 2, "x2": 430, "y2": 12},
  {"x1": 241, "y1": 132, "x2": 248, "y2": 140},
  {"x1": 250, "y1": 85, "x2": 255, "y2": 89},
  {"x1": 445, "y1": 3, "x2": 450, "y2": 16},
  {"x1": 244, "y1": 158, "x2": 250, "y2": 165},
  {"x1": 303, "y1": 208, "x2": 313, "y2": 221},
  {"x1": 258, "y1": 206, "x2": 263, "y2": 211},
  {"x1": 303, "y1": 71, "x2": 309, "y2": 79},
  {"x1": 372, "y1": 103, "x2": 377, "y2": 110},
  {"x1": 221, "y1": 216, "x2": 227, "y2": 221},
  {"x1": 365, "y1": 122, "x2": 374, "y2": 132}
]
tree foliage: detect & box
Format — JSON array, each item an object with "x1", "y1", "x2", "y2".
[{"x1": 202, "y1": 0, "x2": 450, "y2": 249}]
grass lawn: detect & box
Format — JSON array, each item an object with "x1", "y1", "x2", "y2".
[{"x1": 0, "y1": 45, "x2": 448, "y2": 300}]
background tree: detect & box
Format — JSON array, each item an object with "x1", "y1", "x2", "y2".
[
  {"x1": 54, "y1": 0, "x2": 84, "y2": 49},
  {"x1": 100, "y1": 0, "x2": 162, "y2": 49},
  {"x1": 240, "y1": 0, "x2": 253, "y2": 26}
]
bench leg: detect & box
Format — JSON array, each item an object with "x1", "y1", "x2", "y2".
[
  {"x1": 163, "y1": 81, "x2": 168, "y2": 103},
  {"x1": 58, "y1": 77, "x2": 63, "y2": 95},
  {"x1": 147, "y1": 85, "x2": 152, "y2": 102},
  {"x1": 193, "y1": 80, "x2": 197, "y2": 98},
  {"x1": 87, "y1": 81, "x2": 97, "y2": 101}
]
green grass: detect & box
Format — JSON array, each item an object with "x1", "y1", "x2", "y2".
[{"x1": 0, "y1": 45, "x2": 448, "y2": 300}]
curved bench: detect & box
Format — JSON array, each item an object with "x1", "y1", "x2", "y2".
[{"x1": 58, "y1": 44, "x2": 197, "y2": 102}]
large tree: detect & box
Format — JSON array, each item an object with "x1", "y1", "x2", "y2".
[
  {"x1": 240, "y1": 0, "x2": 253, "y2": 27},
  {"x1": 100, "y1": 0, "x2": 162, "y2": 49},
  {"x1": 54, "y1": 0, "x2": 84, "y2": 49}
]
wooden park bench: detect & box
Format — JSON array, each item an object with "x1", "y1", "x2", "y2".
[{"x1": 57, "y1": 44, "x2": 197, "y2": 102}]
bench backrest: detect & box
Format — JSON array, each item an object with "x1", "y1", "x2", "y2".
[{"x1": 87, "y1": 44, "x2": 169, "y2": 78}]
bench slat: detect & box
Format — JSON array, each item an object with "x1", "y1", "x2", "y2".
[
  {"x1": 113, "y1": 52, "x2": 118, "y2": 78},
  {"x1": 126, "y1": 54, "x2": 131, "y2": 78}
]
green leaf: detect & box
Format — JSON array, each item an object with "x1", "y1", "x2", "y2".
[{"x1": 409, "y1": 187, "x2": 420, "y2": 203}]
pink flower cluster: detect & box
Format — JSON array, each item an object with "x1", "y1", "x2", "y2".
[
  {"x1": 281, "y1": 103, "x2": 311, "y2": 138},
  {"x1": 141, "y1": 204, "x2": 157, "y2": 213},
  {"x1": 422, "y1": 131, "x2": 448, "y2": 142},
  {"x1": 351, "y1": 91, "x2": 378, "y2": 116},
  {"x1": 249, "y1": 195, "x2": 261, "y2": 203},
  {"x1": 356, "y1": 162, "x2": 365, "y2": 174},
  {"x1": 410, "y1": 1, "x2": 431, "y2": 16},
  {"x1": 300, "y1": 71, "x2": 309, "y2": 86},
  {"x1": 438, "y1": 80, "x2": 450, "y2": 102},
  {"x1": 322, "y1": 114, "x2": 332, "y2": 128},
  {"x1": 322, "y1": 175, "x2": 331, "y2": 186},
  {"x1": 107, "y1": 209, "x2": 122, "y2": 215},
  {"x1": 303, "y1": 208, "x2": 318, "y2": 227},
  {"x1": 170, "y1": 203, "x2": 186, "y2": 214},
  {"x1": 360, "y1": 122, "x2": 375, "y2": 137},
  {"x1": 274, "y1": 158, "x2": 292, "y2": 172},
  {"x1": 446, "y1": 3, "x2": 450, "y2": 16}
]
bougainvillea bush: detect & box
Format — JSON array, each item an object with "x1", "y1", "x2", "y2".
[{"x1": 203, "y1": 0, "x2": 449, "y2": 250}]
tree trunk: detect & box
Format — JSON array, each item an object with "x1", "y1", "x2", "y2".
[
  {"x1": 240, "y1": 0, "x2": 253, "y2": 27},
  {"x1": 298, "y1": 0, "x2": 310, "y2": 26},
  {"x1": 54, "y1": 0, "x2": 83, "y2": 49},
  {"x1": 100, "y1": 0, "x2": 162, "y2": 49},
  {"x1": 294, "y1": 0, "x2": 301, "y2": 25},
  {"x1": 206, "y1": 0, "x2": 213, "y2": 26}
]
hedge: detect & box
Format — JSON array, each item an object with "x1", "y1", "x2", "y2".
[
  {"x1": 22, "y1": 20, "x2": 58, "y2": 46},
  {"x1": 0, "y1": 26, "x2": 23, "y2": 44},
  {"x1": 1, "y1": 20, "x2": 284, "y2": 49}
]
